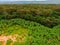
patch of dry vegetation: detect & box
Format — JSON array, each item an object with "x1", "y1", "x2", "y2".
[{"x1": 0, "y1": 33, "x2": 27, "y2": 45}]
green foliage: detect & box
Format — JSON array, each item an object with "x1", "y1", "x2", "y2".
[
  {"x1": 6, "y1": 39, "x2": 12, "y2": 45},
  {"x1": 0, "y1": 5, "x2": 60, "y2": 27},
  {"x1": 0, "y1": 4, "x2": 60, "y2": 45},
  {"x1": 0, "y1": 18, "x2": 60, "y2": 45}
]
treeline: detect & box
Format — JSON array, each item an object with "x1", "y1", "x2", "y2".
[{"x1": 0, "y1": 4, "x2": 60, "y2": 28}]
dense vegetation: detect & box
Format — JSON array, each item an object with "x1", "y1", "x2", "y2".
[
  {"x1": 0, "y1": 18, "x2": 60, "y2": 45},
  {"x1": 0, "y1": 4, "x2": 60, "y2": 28},
  {"x1": 0, "y1": 4, "x2": 60, "y2": 45}
]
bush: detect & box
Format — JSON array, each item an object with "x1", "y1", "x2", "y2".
[{"x1": 0, "y1": 4, "x2": 60, "y2": 28}]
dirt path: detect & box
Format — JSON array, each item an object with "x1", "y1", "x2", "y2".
[
  {"x1": 0, "y1": 34, "x2": 26, "y2": 45},
  {"x1": 0, "y1": 34, "x2": 18, "y2": 45}
]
